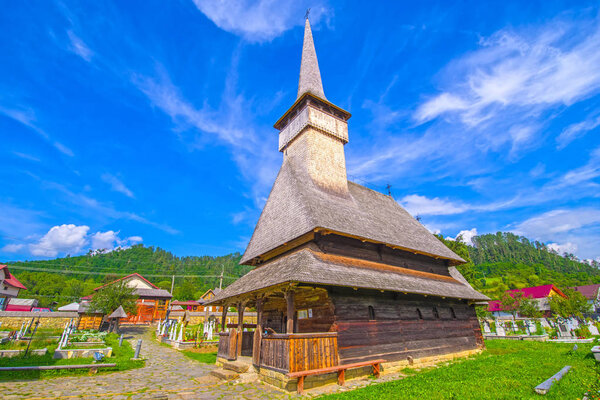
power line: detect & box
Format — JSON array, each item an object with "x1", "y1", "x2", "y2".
[{"x1": 7, "y1": 264, "x2": 239, "y2": 279}]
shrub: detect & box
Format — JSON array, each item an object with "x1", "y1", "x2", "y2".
[
  {"x1": 535, "y1": 321, "x2": 544, "y2": 336},
  {"x1": 575, "y1": 326, "x2": 592, "y2": 339}
]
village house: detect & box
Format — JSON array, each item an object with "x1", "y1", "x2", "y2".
[
  {"x1": 488, "y1": 284, "x2": 567, "y2": 317},
  {"x1": 207, "y1": 18, "x2": 489, "y2": 392},
  {"x1": 570, "y1": 284, "x2": 600, "y2": 313},
  {"x1": 91, "y1": 273, "x2": 172, "y2": 324},
  {"x1": 0, "y1": 264, "x2": 27, "y2": 310}
]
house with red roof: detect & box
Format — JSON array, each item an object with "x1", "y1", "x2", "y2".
[
  {"x1": 90, "y1": 273, "x2": 172, "y2": 324},
  {"x1": 488, "y1": 284, "x2": 567, "y2": 317},
  {"x1": 0, "y1": 264, "x2": 27, "y2": 310},
  {"x1": 569, "y1": 284, "x2": 600, "y2": 313}
]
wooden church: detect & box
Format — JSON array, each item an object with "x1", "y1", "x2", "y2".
[{"x1": 209, "y1": 17, "x2": 489, "y2": 392}]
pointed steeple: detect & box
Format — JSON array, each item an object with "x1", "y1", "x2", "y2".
[{"x1": 297, "y1": 18, "x2": 326, "y2": 100}]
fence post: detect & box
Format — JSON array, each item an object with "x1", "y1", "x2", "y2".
[{"x1": 134, "y1": 339, "x2": 142, "y2": 359}]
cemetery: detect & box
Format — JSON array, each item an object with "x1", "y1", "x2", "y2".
[{"x1": 0, "y1": 316, "x2": 144, "y2": 381}]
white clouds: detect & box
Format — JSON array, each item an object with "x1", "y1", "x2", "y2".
[
  {"x1": 547, "y1": 241, "x2": 578, "y2": 255},
  {"x1": 101, "y1": 173, "x2": 134, "y2": 198},
  {"x1": 192, "y1": 0, "x2": 329, "y2": 42},
  {"x1": 513, "y1": 208, "x2": 600, "y2": 260},
  {"x1": 0, "y1": 105, "x2": 74, "y2": 156},
  {"x1": 3, "y1": 224, "x2": 144, "y2": 258},
  {"x1": 416, "y1": 19, "x2": 600, "y2": 125},
  {"x1": 67, "y1": 30, "x2": 93, "y2": 61},
  {"x1": 448, "y1": 228, "x2": 478, "y2": 246},
  {"x1": 90, "y1": 230, "x2": 119, "y2": 250},
  {"x1": 1, "y1": 244, "x2": 24, "y2": 253},
  {"x1": 400, "y1": 194, "x2": 467, "y2": 216},
  {"x1": 515, "y1": 208, "x2": 600, "y2": 236},
  {"x1": 556, "y1": 115, "x2": 600, "y2": 149},
  {"x1": 133, "y1": 64, "x2": 280, "y2": 208},
  {"x1": 90, "y1": 230, "x2": 142, "y2": 252},
  {"x1": 29, "y1": 224, "x2": 90, "y2": 257}
]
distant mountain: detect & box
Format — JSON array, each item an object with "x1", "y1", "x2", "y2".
[{"x1": 438, "y1": 232, "x2": 600, "y2": 299}]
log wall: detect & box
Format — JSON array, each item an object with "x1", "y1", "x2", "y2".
[
  {"x1": 329, "y1": 287, "x2": 482, "y2": 364},
  {"x1": 315, "y1": 234, "x2": 451, "y2": 276}
]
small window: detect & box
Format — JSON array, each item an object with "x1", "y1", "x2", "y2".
[
  {"x1": 450, "y1": 307, "x2": 457, "y2": 319},
  {"x1": 416, "y1": 308, "x2": 423, "y2": 320},
  {"x1": 433, "y1": 307, "x2": 440, "y2": 319},
  {"x1": 368, "y1": 306, "x2": 375, "y2": 320}
]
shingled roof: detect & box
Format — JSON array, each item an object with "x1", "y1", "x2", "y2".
[
  {"x1": 212, "y1": 246, "x2": 487, "y2": 304},
  {"x1": 241, "y1": 158, "x2": 465, "y2": 265}
]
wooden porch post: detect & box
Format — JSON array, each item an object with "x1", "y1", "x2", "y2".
[
  {"x1": 252, "y1": 298, "x2": 263, "y2": 366},
  {"x1": 220, "y1": 304, "x2": 228, "y2": 333},
  {"x1": 285, "y1": 290, "x2": 295, "y2": 334},
  {"x1": 236, "y1": 301, "x2": 245, "y2": 357}
]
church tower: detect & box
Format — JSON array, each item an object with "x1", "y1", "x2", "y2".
[{"x1": 275, "y1": 18, "x2": 352, "y2": 195}]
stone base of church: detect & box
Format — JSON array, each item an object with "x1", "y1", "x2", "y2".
[{"x1": 256, "y1": 347, "x2": 483, "y2": 393}]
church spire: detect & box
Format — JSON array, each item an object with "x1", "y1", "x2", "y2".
[{"x1": 297, "y1": 18, "x2": 326, "y2": 100}]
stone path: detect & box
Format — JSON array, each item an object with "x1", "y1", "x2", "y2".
[{"x1": 0, "y1": 326, "x2": 291, "y2": 400}]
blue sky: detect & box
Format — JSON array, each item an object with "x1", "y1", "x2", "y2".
[{"x1": 1, "y1": 1, "x2": 599, "y2": 262}]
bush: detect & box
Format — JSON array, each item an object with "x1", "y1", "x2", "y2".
[
  {"x1": 575, "y1": 325, "x2": 592, "y2": 339},
  {"x1": 535, "y1": 321, "x2": 544, "y2": 336}
]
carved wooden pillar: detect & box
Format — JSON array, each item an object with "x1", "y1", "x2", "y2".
[
  {"x1": 220, "y1": 304, "x2": 228, "y2": 332},
  {"x1": 236, "y1": 302, "x2": 245, "y2": 357},
  {"x1": 285, "y1": 290, "x2": 295, "y2": 334},
  {"x1": 252, "y1": 298, "x2": 264, "y2": 366}
]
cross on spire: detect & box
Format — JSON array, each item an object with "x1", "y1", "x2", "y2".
[{"x1": 304, "y1": 8, "x2": 310, "y2": 20}]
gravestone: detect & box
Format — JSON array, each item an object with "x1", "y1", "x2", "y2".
[
  {"x1": 511, "y1": 320, "x2": 518, "y2": 333},
  {"x1": 495, "y1": 319, "x2": 506, "y2": 336},
  {"x1": 588, "y1": 321, "x2": 599, "y2": 336},
  {"x1": 541, "y1": 318, "x2": 551, "y2": 328},
  {"x1": 557, "y1": 324, "x2": 572, "y2": 337},
  {"x1": 483, "y1": 321, "x2": 491, "y2": 334},
  {"x1": 525, "y1": 320, "x2": 535, "y2": 335}
]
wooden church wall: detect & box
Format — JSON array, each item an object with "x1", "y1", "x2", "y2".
[
  {"x1": 261, "y1": 287, "x2": 335, "y2": 334},
  {"x1": 329, "y1": 287, "x2": 482, "y2": 364},
  {"x1": 315, "y1": 234, "x2": 452, "y2": 276}
]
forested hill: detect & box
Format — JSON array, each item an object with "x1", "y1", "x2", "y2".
[
  {"x1": 439, "y1": 232, "x2": 600, "y2": 299},
  {"x1": 6, "y1": 245, "x2": 249, "y2": 307},
  {"x1": 6, "y1": 233, "x2": 600, "y2": 307}
]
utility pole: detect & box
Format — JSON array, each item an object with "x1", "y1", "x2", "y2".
[
  {"x1": 170, "y1": 274, "x2": 175, "y2": 295},
  {"x1": 219, "y1": 265, "x2": 224, "y2": 290}
]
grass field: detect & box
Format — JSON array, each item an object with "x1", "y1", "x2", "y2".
[
  {"x1": 319, "y1": 339, "x2": 600, "y2": 400},
  {"x1": 181, "y1": 350, "x2": 217, "y2": 364},
  {"x1": 0, "y1": 333, "x2": 145, "y2": 381}
]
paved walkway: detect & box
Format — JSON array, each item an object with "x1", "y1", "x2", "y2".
[{"x1": 0, "y1": 326, "x2": 291, "y2": 400}]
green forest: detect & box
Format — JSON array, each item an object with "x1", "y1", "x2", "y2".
[
  {"x1": 6, "y1": 245, "x2": 249, "y2": 307},
  {"x1": 439, "y1": 232, "x2": 600, "y2": 299},
  {"x1": 5, "y1": 232, "x2": 600, "y2": 307}
]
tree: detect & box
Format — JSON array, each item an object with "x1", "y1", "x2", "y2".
[
  {"x1": 518, "y1": 296, "x2": 542, "y2": 318},
  {"x1": 89, "y1": 281, "x2": 138, "y2": 315},
  {"x1": 174, "y1": 280, "x2": 198, "y2": 301},
  {"x1": 549, "y1": 289, "x2": 591, "y2": 318},
  {"x1": 500, "y1": 291, "x2": 524, "y2": 320}
]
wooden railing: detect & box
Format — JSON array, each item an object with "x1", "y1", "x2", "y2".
[
  {"x1": 217, "y1": 331, "x2": 254, "y2": 360},
  {"x1": 259, "y1": 332, "x2": 339, "y2": 373}
]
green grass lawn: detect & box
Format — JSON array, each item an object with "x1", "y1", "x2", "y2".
[
  {"x1": 319, "y1": 339, "x2": 600, "y2": 400},
  {"x1": 0, "y1": 333, "x2": 145, "y2": 381},
  {"x1": 180, "y1": 350, "x2": 217, "y2": 364}
]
